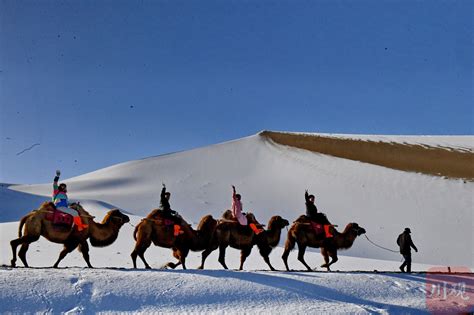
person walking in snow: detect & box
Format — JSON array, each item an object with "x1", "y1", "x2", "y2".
[
  {"x1": 397, "y1": 228, "x2": 418, "y2": 273},
  {"x1": 232, "y1": 185, "x2": 263, "y2": 235},
  {"x1": 160, "y1": 183, "x2": 182, "y2": 236},
  {"x1": 52, "y1": 170, "x2": 88, "y2": 231}
]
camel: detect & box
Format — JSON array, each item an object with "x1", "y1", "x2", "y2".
[
  {"x1": 199, "y1": 210, "x2": 289, "y2": 271},
  {"x1": 282, "y1": 215, "x2": 366, "y2": 271},
  {"x1": 10, "y1": 201, "x2": 130, "y2": 268},
  {"x1": 131, "y1": 209, "x2": 218, "y2": 269}
]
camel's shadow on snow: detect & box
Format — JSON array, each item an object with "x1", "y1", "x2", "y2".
[{"x1": 168, "y1": 269, "x2": 428, "y2": 314}]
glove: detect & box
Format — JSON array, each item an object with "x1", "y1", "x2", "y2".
[{"x1": 56, "y1": 170, "x2": 61, "y2": 176}]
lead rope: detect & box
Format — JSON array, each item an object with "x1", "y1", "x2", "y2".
[{"x1": 364, "y1": 234, "x2": 399, "y2": 253}]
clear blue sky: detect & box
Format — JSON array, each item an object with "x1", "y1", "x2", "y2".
[{"x1": 0, "y1": 0, "x2": 472, "y2": 184}]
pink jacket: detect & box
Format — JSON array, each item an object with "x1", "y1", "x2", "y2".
[{"x1": 232, "y1": 192, "x2": 247, "y2": 225}]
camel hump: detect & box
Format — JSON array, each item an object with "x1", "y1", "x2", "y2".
[
  {"x1": 38, "y1": 201, "x2": 56, "y2": 212},
  {"x1": 294, "y1": 215, "x2": 310, "y2": 223},
  {"x1": 221, "y1": 209, "x2": 233, "y2": 220},
  {"x1": 245, "y1": 212, "x2": 261, "y2": 225},
  {"x1": 197, "y1": 214, "x2": 215, "y2": 230},
  {"x1": 147, "y1": 209, "x2": 162, "y2": 219}
]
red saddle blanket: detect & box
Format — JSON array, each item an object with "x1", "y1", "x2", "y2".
[{"x1": 45, "y1": 210, "x2": 73, "y2": 227}]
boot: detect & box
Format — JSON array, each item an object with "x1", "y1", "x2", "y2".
[
  {"x1": 324, "y1": 225, "x2": 333, "y2": 238},
  {"x1": 249, "y1": 223, "x2": 263, "y2": 235},
  {"x1": 174, "y1": 224, "x2": 184, "y2": 236},
  {"x1": 73, "y1": 216, "x2": 88, "y2": 231}
]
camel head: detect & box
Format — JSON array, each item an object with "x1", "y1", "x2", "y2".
[
  {"x1": 103, "y1": 209, "x2": 130, "y2": 226},
  {"x1": 345, "y1": 223, "x2": 366, "y2": 236},
  {"x1": 268, "y1": 216, "x2": 289, "y2": 230}
]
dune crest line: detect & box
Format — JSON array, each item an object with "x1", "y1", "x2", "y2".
[{"x1": 261, "y1": 131, "x2": 474, "y2": 180}]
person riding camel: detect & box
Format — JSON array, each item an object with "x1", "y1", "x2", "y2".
[
  {"x1": 232, "y1": 185, "x2": 263, "y2": 235},
  {"x1": 305, "y1": 189, "x2": 332, "y2": 238},
  {"x1": 52, "y1": 170, "x2": 88, "y2": 231},
  {"x1": 160, "y1": 183, "x2": 183, "y2": 236}
]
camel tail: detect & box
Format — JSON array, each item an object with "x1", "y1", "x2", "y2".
[
  {"x1": 284, "y1": 230, "x2": 296, "y2": 252},
  {"x1": 133, "y1": 222, "x2": 140, "y2": 241},
  {"x1": 18, "y1": 215, "x2": 29, "y2": 237}
]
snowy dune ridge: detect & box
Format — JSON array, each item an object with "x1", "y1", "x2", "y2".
[
  {"x1": 1, "y1": 131, "x2": 473, "y2": 313},
  {"x1": 7, "y1": 131, "x2": 473, "y2": 267},
  {"x1": 261, "y1": 131, "x2": 474, "y2": 180}
]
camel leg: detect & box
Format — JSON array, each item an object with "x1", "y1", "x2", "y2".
[
  {"x1": 53, "y1": 242, "x2": 79, "y2": 268},
  {"x1": 258, "y1": 246, "x2": 275, "y2": 271},
  {"x1": 15, "y1": 235, "x2": 39, "y2": 268},
  {"x1": 282, "y1": 234, "x2": 296, "y2": 271},
  {"x1": 10, "y1": 236, "x2": 29, "y2": 267},
  {"x1": 281, "y1": 247, "x2": 291, "y2": 271},
  {"x1": 320, "y1": 247, "x2": 330, "y2": 269},
  {"x1": 165, "y1": 261, "x2": 182, "y2": 269},
  {"x1": 198, "y1": 247, "x2": 216, "y2": 269},
  {"x1": 165, "y1": 250, "x2": 182, "y2": 269},
  {"x1": 131, "y1": 239, "x2": 152, "y2": 269},
  {"x1": 18, "y1": 243, "x2": 31, "y2": 268},
  {"x1": 179, "y1": 248, "x2": 189, "y2": 270},
  {"x1": 297, "y1": 244, "x2": 312, "y2": 271},
  {"x1": 218, "y1": 244, "x2": 229, "y2": 269},
  {"x1": 239, "y1": 247, "x2": 252, "y2": 271},
  {"x1": 326, "y1": 251, "x2": 338, "y2": 271},
  {"x1": 262, "y1": 254, "x2": 275, "y2": 271},
  {"x1": 78, "y1": 241, "x2": 93, "y2": 268}
]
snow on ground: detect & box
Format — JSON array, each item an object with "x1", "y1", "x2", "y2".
[
  {"x1": 1, "y1": 132, "x2": 473, "y2": 313},
  {"x1": 1, "y1": 267, "x2": 436, "y2": 314}
]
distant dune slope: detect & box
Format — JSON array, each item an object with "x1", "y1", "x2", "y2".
[{"x1": 261, "y1": 131, "x2": 474, "y2": 180}]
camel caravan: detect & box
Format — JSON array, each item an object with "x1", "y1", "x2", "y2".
[{"x1": 10, "y1": 171, "x2": 366, "y2": 271}]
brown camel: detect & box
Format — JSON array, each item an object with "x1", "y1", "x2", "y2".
[
  {"x1": 199, "y1": 210, "x2": 289, "y2": 270},
  {"x1": 131, "y1": 209, "x2": 218, "y2": 269},
  {"x1": 282, "y1": 215, "x2": 366, "y2": 271},
  {"x1": 10, "y1": 201, "x2": 130, "y2": 268}
]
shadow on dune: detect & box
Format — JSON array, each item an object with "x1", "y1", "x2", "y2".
[{"x1": 261, "y1": 131, "x2": 474, "y2": 180}]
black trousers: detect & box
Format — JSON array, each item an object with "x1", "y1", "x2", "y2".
[{"x1": 400, "y1": 253, "x2": 412, "y2": 272}]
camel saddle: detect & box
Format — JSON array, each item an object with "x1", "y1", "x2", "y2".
[
  {"x1": 310, "y1": 222, "x2": 325, "y2": 236},
  {"x1": 146, "y1": 209, "x2": 184, "y2": 227},
  {"x1": 295, "y1": 213, "x2": 332, "y2": 238},
  {"x1": 45, "y1": 209, "x2": 74, "y2": 228}
]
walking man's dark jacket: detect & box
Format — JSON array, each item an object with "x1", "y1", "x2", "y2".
[{"x1": 397, "y1": 231, "x2": 418, "y2": 255}]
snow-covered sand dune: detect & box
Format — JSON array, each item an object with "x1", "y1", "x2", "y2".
[
  {"x1": 1, "y1": 131, "x2": 472, "y2": 313},
  {"x1": 7, "y1": 132, "x2": 473, "y2": 266}
]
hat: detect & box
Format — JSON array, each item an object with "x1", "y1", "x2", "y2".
[{"x1": 404, "y1": 228, "x2": 411, "y2": 233}]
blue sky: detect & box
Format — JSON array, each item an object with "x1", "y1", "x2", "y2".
[{"x1": 0, "y1": 0, "x2": 472, "y2": 183}]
